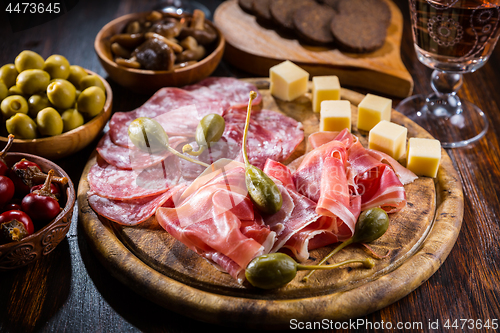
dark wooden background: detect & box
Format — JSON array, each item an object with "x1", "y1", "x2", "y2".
[{"x1": 0, "y1": 0, "x2": 499, "y2": 332}]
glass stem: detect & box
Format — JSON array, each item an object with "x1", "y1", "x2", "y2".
[{"x1": 426, "y1": 70, "x2": 463, "y2": 118}]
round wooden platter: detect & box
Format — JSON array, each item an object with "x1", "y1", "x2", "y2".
[
  {"x1": 214, "y1": 0, "x2": 413, "y2": 98},
  {"x1": 78, "y1": 79, "x2": 463, "y2": 329}
]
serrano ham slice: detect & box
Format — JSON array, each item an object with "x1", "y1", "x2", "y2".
[{"x1": 156, "y1": 160, "x2": 275, "y2": 282}]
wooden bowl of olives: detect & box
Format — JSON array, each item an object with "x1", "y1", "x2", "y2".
[
  {"x1": 0, "y1": 51, "x2": 112, "y2": 160},
  {"x1": 0, "y1": 151, "x2": 75, "y2": 270},
  {"x1": 94, "y1": 10, "x2": 225, "y2": 94}
]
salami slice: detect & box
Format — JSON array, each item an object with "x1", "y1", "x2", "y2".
[
  {"x1": 88, "y1": 155, "x2": 183, "y2": 200},
  {"x1": 87, "y1": 185, "x2": 186, "y2": 225},
  {"x1": 185, "y1": 77, "x2": 263, "y2": 110},
  {"x1": 96, "y1": 132, "x2": 187, "y2": 170},
  {"x1": 109, "y1": 87, "x2": 227, "y2": 147}
]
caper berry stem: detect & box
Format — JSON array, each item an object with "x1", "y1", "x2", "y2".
[
  {"x1": 0, "y1": 134, "x2": 15, "y2": 158},
  {"x1": 302, "y1": 238, "x2": 353, "y2": 282},
  {"x1": 297, "y1": 257, "x2": 375, "y2": 271},
  {"x1": 242, "y1": 91, "x2": 258, "y2": 167},
  {"x1": 167, "y1": 145, "x2": 209, "y2": 168},
  {"x1": 182, "y1": 144, "x2": 206, "y2": 156}
]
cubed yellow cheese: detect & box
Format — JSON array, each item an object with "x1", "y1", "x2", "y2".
[
  {"x1": 312, "y1": 75, "x2": 340, "y2": 112},
  {"x1": 320, "y1": 100, "x2": 351, "y2": 132},
  {"x1": 368, "y1": 120, "x2": 407, "y2": 160},
  {"x1": 406, "y1": 138, "x2": 441, "y2": 178},
  {"x1": 269, "y1": 60, "x2": 309, "y2": 101},
  {"x1": 357, "y1": 93, "x2": 392, "y2": 131}
]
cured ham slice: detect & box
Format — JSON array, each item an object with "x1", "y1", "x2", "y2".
[
  {"x1": 185, "y1": 77, "x2": 263, "y2": 109},
  {"x1": 156, "y1": 160, "x2": 275, "y2": 282},
  {"x1": 87, "y1": 185, "x2": 185, "y2": 225}
]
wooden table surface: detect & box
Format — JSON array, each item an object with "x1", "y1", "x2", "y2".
[{"x1": 1, "y1": 0, "x2": 499, "y2": 332}]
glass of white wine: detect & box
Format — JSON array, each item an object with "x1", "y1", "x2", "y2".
[{"x1": 397, "y1": 0, "x2": 500, "y2": 148}]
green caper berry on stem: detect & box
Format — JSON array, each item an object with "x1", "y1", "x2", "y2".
[
  {"x1": 302, "y1": 207, "x2": 389, "y2": 282},
  {"x1": 182, "y1": 113, "x2": 225, "y2": 156},
  {"x1": 245, "y1": 253, "x2": 375, "y2": 290},
  {"x1": 242, "y1": 91, "x2": 282, "y2": 215},
  {"x1": 128, "y1": 117, "x2": 209, "y2": 168}
]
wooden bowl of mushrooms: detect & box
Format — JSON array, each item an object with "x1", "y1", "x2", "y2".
[{"x1": 95, "y1": 10, "x2": 225, "y2": 94}]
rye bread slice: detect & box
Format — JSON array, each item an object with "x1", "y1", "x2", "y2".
[
  {"x1": 337, "y1": 0, "x2": 391, "y2": 27},
  {"x1": 292, "y1": 2, "x2": 336, "y2": 45},
  {"x1": 270, "y1": 0, "x2": 317, "y2": 33},
  {"x1": 252, "y1": 0, "x2": 273, "y2": 23},
  {"x1": 238, "y1": 0, "x2": 255, "y2": 14},
  {"x1": 330, "y1": 12, "x2": 387, "y2": 53}
]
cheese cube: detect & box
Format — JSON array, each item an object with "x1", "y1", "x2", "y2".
[
  {"x1": 320, "y1": 100, "x2": 351, "y2": 132},
  {"x1": 368, "y1": 120, "x2": 407, "y2": 160},
  {"x1": 406, "y1": 138, "x2": 441, "y2": 178},
  {"x1": 357, "y1": 93, "x2": 392, "y2": 131},
  {"x1": 269, "y1": 60, "x2": 309, "y2": 101},
  {"x1": 312, "y1": 76, "x2": 340, "y2": 112}
]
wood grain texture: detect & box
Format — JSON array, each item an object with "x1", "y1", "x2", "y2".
[
  {"x1": 1, "y1": 0, "x2": 499, "y2": 332},
  {"x1": 214, "y1": 0, "x2": 414, "y2": 98},
  {"x1": 77, "y1": 80, "x2": 462, "y2": 329}
]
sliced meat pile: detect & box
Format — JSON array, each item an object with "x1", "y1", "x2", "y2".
[
  {"x1": 157, "y1": 129, "x2": 417, "y2": 282},
  {"x1": 87, "y1": 78, "x2": 304, "y2": 226}
]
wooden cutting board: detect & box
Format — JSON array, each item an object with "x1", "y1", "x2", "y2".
[
  {"x1": 78, "y1": 79, "x2": 463, "y2": 329},
  {"x1": 214, "y1": 0, "x2": 413, "y2": 98}
]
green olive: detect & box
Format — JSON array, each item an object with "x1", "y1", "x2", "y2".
[
  {"x1": 128, "y1": 117, "x2": 169, "y2": 153},
  {"x1": 77, "y1": 86, "x2": 105, "y2": 117},
  {"x1": 16, "y1": 69, "x2": 50, "y2": 95},
  {"x1": 6, "y1": 113, "x2": 37, "y2": 139},
  {"x1": 67, "y1": 65, "x2": 88, "y2": 88},
  {"x1": 0, "y1": 80, "x2": 8, "y2": 101},
  {"x1": 79, "y1": 74, "x2": 105, "y2": 92},
  {"x1": 352, "y1": 208, "x2": 389, "y2": 244},
  {"x1": 46, "y1": 79, "x2": 76, "y2": 109},
  {"x1": 61, "y1": 108, "x2": 84, "y2": 132},
  {"x1": 0, "y1": 64, "x2": 19, "y2": 88},
  {"x1": 36, "y1": 107, "x2": 63, "y2": 136},
  {"x1": 43, "y1": 54, "x2": 70, "y2": 79},
  {"x1": 15, "y1": 50, "x2": 45, "y2": 72},
  {"x1": 1, "y1": 95, "x2": 28, "y2": 118},
  {"x1": 28, "y1": 94, "x2": 51, "y2": 118},
  {"x1": 246, "y1": 165, "x2": 283, "y2": 215}
]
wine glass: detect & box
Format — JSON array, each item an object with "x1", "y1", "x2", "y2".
[
  {"x1": 154, "y1": 0, "x2": 212, "y2": 19},
  {"x1": 397, "y1": 0, "x2": 500, "y2": 148}
]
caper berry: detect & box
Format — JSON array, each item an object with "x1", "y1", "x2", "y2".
[{"x1": 128, "y1": 117, "x2": 169, "y2": 154}]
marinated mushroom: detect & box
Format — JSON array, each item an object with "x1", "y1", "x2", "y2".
[
  {"x1": 132, "y1": 39, "x2": 175, "y2": 71},
  {"x1": 148, "y1": 17, "x2": 184, "y2": 39},
  {"x1": 110, "y1": 33, "x2": 145, "y2": 49}
]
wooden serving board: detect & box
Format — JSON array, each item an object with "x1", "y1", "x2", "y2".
[
  {"x1": 214, "y1": 0, "x2": 414, "y2": 98},
  {"x1": 78, "y1": 79, "x2": 463, "y2": 329}
]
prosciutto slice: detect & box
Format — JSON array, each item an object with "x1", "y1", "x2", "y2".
[{"x1": 155, "y1": 160, "x2": 275, "y2": 282}]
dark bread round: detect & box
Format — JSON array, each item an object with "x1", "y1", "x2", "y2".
[
  {"x1": 270, "y1": 0, "x2": 317, "y2": 33},
  {"x1": 330, "y1": 12, "x2": 387, "y2": 53},
  {"x1": 337, "y1": 0, "x2": 391, "y2": 27},
  {"x1": 292, "y1": 2, "x2": 336, "y2": 45},
  {"x1": 252, "y1": 0, "x2": 273, "y2": 23},
  {"x1": 238, "y1": 0, "x2": 255, "y2": 14}
]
